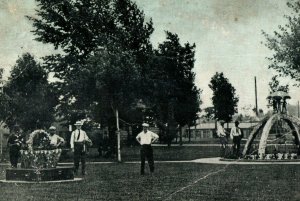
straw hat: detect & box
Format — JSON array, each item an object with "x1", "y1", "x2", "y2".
[
  {"x1": 142, "y1": 123, "x2": 149, "y2": 127},
  {"x1": 74, "y1": 121, "x2": 83, "y2": 126}
]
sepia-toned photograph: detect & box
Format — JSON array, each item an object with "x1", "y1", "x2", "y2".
[{"x1": 0, "y1": 0, "x2": 300, "y2": 200}]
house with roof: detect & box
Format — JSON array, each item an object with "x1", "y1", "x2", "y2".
[{"x1": 183, "y1": 122, "x2": 258, "y2": 142}]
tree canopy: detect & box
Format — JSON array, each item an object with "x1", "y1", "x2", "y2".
[
  {"x1": 263, "y1": 1, "x2": 300, "y2": 83},
  {"x1": 27, "y1": 0, "x2": 202, "y2": 143},
  {"x1": 144, "y1": 31, "x2": 201, "y2": 144},
  {"x1": 28, "y1": 0, "x2": 154, "y2": 125},
  {"x1": 3, "y1": 53, "x2": 57, "y2": 131},
  {"x1": 151, "y1": 32, "x2": 201, "y2": 126},
  {"x1": 268, "y1": 75, "x2": 289, "y2": 93},
  {"x1": 209, "y1": 72, "x2": 239, "y2": 123}
]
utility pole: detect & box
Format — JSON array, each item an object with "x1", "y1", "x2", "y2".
[
  {"x1": 116, "y1": 108, "x2": 121, "y2": 162},
  {"x1": 0, "y1": 128, "x2": 2, "y2": 162},
  {"x1": 298, "y1": 101, "x2": 300, "y2": 118},
  {"x1": 0, "y1": 80, "x2": 4, "y2": 161},
  {"x1": 255, "y1": 77, "x2": 258, "y2": 116}
]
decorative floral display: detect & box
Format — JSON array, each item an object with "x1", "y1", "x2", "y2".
[
  {"x1": 20, "y1": 149, "x2": 62, "y2": 169},
  {"x1": 20, "y1": 129, "x2": 62, "y2": 169},
  {"x1": 26, "y1": 129, "x2": 51, "y2": 151},
  {"x1": 244, "y1": 153, "x2": 298, "y2": 160}
]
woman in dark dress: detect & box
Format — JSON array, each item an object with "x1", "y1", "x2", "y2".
[{"x1": 7, "y1": 125, "x2": 24, "y2": 168}]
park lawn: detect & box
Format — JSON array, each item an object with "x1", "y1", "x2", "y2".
[
  {"x1": 0, "y1": 163, "x2": 300, "y2": 201},
  {"x1": 59, "y1": 145, "x2": 221, "y2": 162}
]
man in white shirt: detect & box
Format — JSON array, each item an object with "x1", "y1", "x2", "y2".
[
  {"x1": 48, "y1": 126, "x2": 65, "y2": 148},
  {"x1": 217, "y1": 120, "x2": 229, "y2": 157},
  {"x1": 217, "y1": 121, "x2": 228, "y2": 148},
  {"x1": 136, "y1": 123, "x2": 159, "y2": 175},
  {"x1": 230, "y1": 120, "x2": 242, "y2": 158},
  {"x1": 70, "y1": 121, "x2": 92, "y2": 176}
]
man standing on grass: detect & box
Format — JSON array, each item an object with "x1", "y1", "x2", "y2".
[
  {"x1": 217, "y1": 120, "x2": 228, "y2": 157},
  {"x1": 70, "y1": 121, "x2": 92, "y2": 176},
  {"x1": 230, "y1": 120, "x2": 242, "y2": 158},
  {"x1": 136, "y1": 123, "x2": 159, "y2": 175}
]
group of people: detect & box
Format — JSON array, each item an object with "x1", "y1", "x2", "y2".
[
  {"x1": 7, "y1": 121, "x2": 159, "y2": 176},
  {"x1": 272, "y1": 98, "x2": 287, "y2": 114},
  {"x1": 7, "y1": 124, "x2": 66, "y2": 168},
  {"x1": 217, "y1": 120, "x2": 243, "y2": 158},
  {"x1": 7, "y1": 121, "x2": 93, "y2": 176}
]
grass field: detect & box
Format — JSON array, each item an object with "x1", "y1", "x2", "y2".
[
  {"x1": 1, "y1": 162, "x2": 300, "y2": 201},
  {"x1": 57, "y1": 145, "x2": 222, "y2": 162}
]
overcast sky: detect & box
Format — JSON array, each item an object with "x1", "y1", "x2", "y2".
[{"x1": 0, "y1": 0, "x2": 297, "y2": 114}]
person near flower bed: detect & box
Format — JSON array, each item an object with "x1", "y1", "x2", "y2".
[
  {"x1": 70, "y1": 121, "x2": 92, "y2": 176},
  {"x1": 7, "y1": 125, "x2": 24, "y2": 168},
  {"x1": 136, "y1": 123, "x2": 159, "y2": 175},
  {"x1": 48, "y1": 126, "x2": 65, "y2": 148},
  {"x1": 230, "y1": 120, "x2": 242, "y2": 158},
  {"x1": 217, "y1": 120, "x2": 228, "y2": 157}
]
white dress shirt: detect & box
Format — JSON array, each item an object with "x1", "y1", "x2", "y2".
[
  {"x1": 217, "y1": 126, "x2": 226, "y2": 137},
  {"x1": 136, "y1": 130, "x2": 159, "y2": 145},
  {"x1": 230, "y1": 126, "x2": 241, "y2": 139},
  {"x1": 49, "y1": 134, "x2": 65, "y2": 146},
  {"x1": 70, "y1": 129, "x2": 90, "y2": 149}
]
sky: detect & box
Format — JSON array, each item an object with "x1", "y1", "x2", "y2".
[{"x1": 0, "y1": 0, "x2": 298, "y2": 114}]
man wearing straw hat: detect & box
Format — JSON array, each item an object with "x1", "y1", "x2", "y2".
[
  {"x1": 70, "y1": 121, "x2": 92, "y2": 176},
  {"x1": 136, "y1": 123, "x2": 159, "y2": 175}
]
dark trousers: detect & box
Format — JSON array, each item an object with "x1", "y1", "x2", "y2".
[
  {"x1": 74, "y1": 142, "x2": 86, "y2": 174},
  {"x1": 9, "y1": 152, "x2": 19, "y2": 168},
  {"x1": 140, "y1": 145, "x2": 154, "y2": 175},
  {"x1": 233, "y1": 136, "x2": 241, "y2": 157}
]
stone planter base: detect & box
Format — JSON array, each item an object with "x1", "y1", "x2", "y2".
[{"x1": 6, "y1": 166, "x2": 74, "y2": 182}]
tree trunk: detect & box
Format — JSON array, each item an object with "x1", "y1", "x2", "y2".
[
  {"x1": 116, "y1": 108, "x2": 121, "y2": 162},
  {"x1": 167, "y1": 99, "x2": 176, "y2": 147},
  {"x1": 188, "y1": 125, "x2": 191, "y2": 142},
  {"x1": 179, "y1": 126, "x2": 183, "y2": 146}
]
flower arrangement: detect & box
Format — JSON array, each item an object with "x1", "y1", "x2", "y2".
[
  {"x1": 244, "y1": 152, "x2": 298, "y2": 160},
  {"x1": 20, "y1": 129, "x2": 62, "y2": 169},
  {"x1": 26, "y1": 129, "x2": 51, "y2": 151},
  {"x1": 20, "y1": 149, "x2": 62, "y2": 169}
]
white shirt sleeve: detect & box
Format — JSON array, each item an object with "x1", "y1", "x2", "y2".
[
  {"x1": 58, "y1": 135, "x2": 65, "y2": 142},
  {"x1": 70, "y1": 131, "x2": 75, "y2": 149},
  {"x1": 217, "y1": 124, "x2": 225, "y2": 137},
  {"x1": 136, "y1": 133, "x2": 141, "y2": 140},
  {"x1": 151, "y1": 131, "x2": 159, "y2": 142},
  {"x1": 230, "y1": 128, "x2": 234, "y2": 139},
  {"x1": 83, "y1": 131, "x2": 91, "y2": 142}
]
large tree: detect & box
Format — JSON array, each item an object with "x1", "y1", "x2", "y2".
[
  {"x1": 150, "y1": 31, "x2": 201, "y2": 144},
  {"x1": 28, "y1": 0, "x2": 154, "y2": 124},
  {"x1": 0, "y1": 69, "x2": 11, "y2": 126},
  {"x1": 3, "y1": 53, "x2": 57, "y2": 131},
  {"x1": 209, "y1": 72, "x2": 239, "y2": 123},
  {"x1": 263, "y1": 1, "x2": 300, "y2": 82}
]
